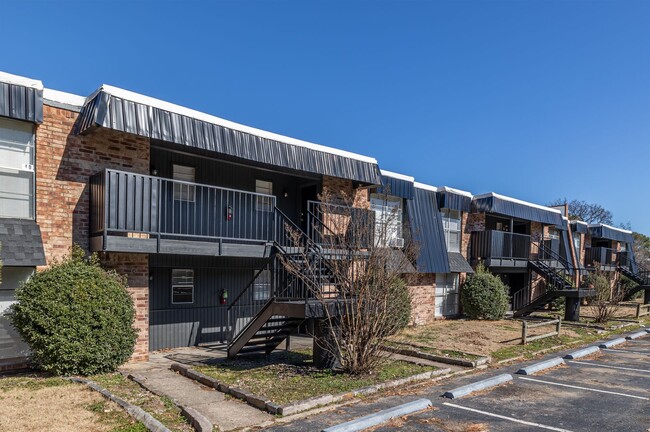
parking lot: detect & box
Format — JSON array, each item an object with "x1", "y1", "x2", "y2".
[{"x1": 268, "y1": 333, "x2": 650, "y2": 432}]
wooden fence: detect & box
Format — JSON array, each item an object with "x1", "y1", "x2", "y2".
[
  {"x1": 636, "y1": 303, "x2": 650, "y2": 318},
  {"x1": 521, "y1": 319, "x2": 562, "y2": 345}
]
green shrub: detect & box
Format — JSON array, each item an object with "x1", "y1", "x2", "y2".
[
  {"x1": 460, "y1": 264, "x2": 509, "y2": 320},
  {"x1": 10, "y1": 246, "x2": 137, "y2": 376},
  {"x1": 386, "y1": 278, "x2": 412, "y2": 334}
]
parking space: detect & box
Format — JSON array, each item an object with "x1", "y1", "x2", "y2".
[{"x1": 266, "y1": 334, "x2": 650, "y2": 431}]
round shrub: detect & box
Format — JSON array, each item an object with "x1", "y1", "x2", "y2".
[
  {"x1": 10, "y1": 247, "x2": 137, "y2": 376},
  {"x1": 460, "y1": 265, "x2": 509, "y2": 320}
]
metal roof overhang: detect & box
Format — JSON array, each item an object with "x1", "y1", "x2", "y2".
[
  {"x1": 570, "y1": 221, "x2": 589, "y2": 234},
  {"x1": 377, "y1": 173, "x2": 414, "y2": 199},
  {"x1": 472, "y1": 194, "x2": 563, "y2": 226},
  {"x1": 75, "y1": 89, "x2": 381, "y2": 184},
  {"x1": 588, "y1": 225, "x2": 634, "y2": 243},
  {"x1": 437, "y1": 190, "x2": 472, "y2": 212},
  {"x1": 0, "y1": 73, "x2": 43, "y2": 124},
  {"x1": 406, "y1": 187, "x2": 450, "y2": 273}
]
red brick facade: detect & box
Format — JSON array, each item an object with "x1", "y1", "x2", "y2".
[
  {"x1": 408, "y1": 274, "x2": 437, "y2": 325},
  {"x1": 36, "y1": 104, "x2": 151, "y2": 361}
]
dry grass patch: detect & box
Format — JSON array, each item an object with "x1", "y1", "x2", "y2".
[{"x1": 0, "y1": 375, "x2": 144, "y2": 432}]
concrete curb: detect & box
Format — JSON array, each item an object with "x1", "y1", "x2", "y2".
[
  {"x1": 321, "y1": 398, "x2": 432, "y2": 432},
  {"x1": 442, "y1": 373, "x2": 513, "y2": 399},
  {"x1": 382, "y1": 344, "x2": 489, "y2": 368},
  {"x1": 172, "y1": 363, "x2": 450, "y2": 416},
  {"x1": 599, "y1": 338, "x2": 627, "y2": 348},
  {"x1": 564, "y1": 346, "x2": 600, "y2": 359},
  {"x1": 127, "y1": 372, "x2": 213, "y2": 432},
  {"x1": 626, "y1": 331, "x2": 647, "y2": 340},
  {"x1": 515, "y1": 357, "x2": 564, "y2": 375},
  {"x1": 646, "y1": 328, "x2": 650, "y2": 333},
  {"x1": 67, "y1": 377, "x2": 171, "y2": 432}
]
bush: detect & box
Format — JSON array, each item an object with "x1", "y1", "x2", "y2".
[
  {"x1": 460, "y1": 264, "x2": 509, "y2": 320},
  {"x1": 10, "y1": 246, "x2": 137, "y2": 376},
  {"x1": 385, "y1": 278, "x2": 412, "y2": 334}
]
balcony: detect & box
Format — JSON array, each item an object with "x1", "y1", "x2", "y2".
[
  {"x1": 584, "y1": 247, "x2": 617, "y2": 270},
  {"x1": 471, "y1": 230, "x2": 531, "y2": 267},
  {"x1": 90, "y1": 169, "x2": 277, "y2": 257}
]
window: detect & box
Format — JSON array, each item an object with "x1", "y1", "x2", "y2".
[
  {"x1": 253, "y1": 269, "x2": 271, "y2": 301},
  {"x1": 435, "y1": 273, "x2": 460, "y2": 316},
  {"x1": 0, "y1": 117, "x2": 35, "y2": 219},
  {"x1": 441, "y1": 209, "x2": 461, "y2": 253},
  {"x1": 172, "y1": 164, "x2": 196, "y2": 202},
  {"x1": 171, "y1": 269, "x2": 194, "y2": 304},
  {"x1": 572, "y1": 232, "x2": 582, "y2": 255},
  {"x1": 546, "y1": 227, "x2": 560, "y2": 240},
  {"x1": 255, "y1": 179, "x2": 274, "y2": 212},
  {"x1": 370, "y1": 194, "x2": 403, "y2": 247}
]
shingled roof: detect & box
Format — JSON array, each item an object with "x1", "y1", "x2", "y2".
[{"x1": 0, "y1": 219, "x2": 46, "y2": 266}]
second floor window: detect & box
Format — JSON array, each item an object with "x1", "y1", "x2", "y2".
[
  {"x1": 173, "y1": 164, "x2": 196, "y2": 202},
  {"x1": 572, "y1": 232, "x2": 582, "y2": 255},
  {"x1": 441, "y1": 209, "x2": 461, "y2": 253},
  {"x1": 253, "y1": 269, "x2": 271, "y2": 301},
  {"x1": 0, "y1": 117, "x2": 35, "y2": 219},
  {"x1": 370, "y1": 195, "x2": 403, "y2": 248},
  {"x1": 255, "y1": 180, "x2": 274, "y2": 212}
]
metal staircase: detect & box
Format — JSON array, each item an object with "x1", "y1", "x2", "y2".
[
  {"x1": 513, "y1": 241, "x2": 592, "y2": 317},
  {"x1": 620, "y1": 260, "x2": 650, "y2": 301},
  {"x1": 226, "y1": 207, "x2": 336, "y2": 358}
]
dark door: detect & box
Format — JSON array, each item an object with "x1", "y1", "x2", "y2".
[{"x1": 298, "y1": 184, "x2": 319, "y2": 232}]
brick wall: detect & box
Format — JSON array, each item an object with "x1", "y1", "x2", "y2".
[
  {"x1": 322, "y1": 175, "x2": 370, "y2": 209},
  {"x1": 407, "y1": 274, "x2": 436, "y2": 325},
  {"x1": 460, "y1": 211, "x2": 471, "y2": 260},
  {"x1": 103, "y1": 253, "x2": 150, "y2": 362},
  {"x1": 36, "y1": 104, "x2": 151, "y2": 361}
]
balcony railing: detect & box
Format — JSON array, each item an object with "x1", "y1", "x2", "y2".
[
  {"x1": 470, "y1": 230, "x2": 531, "y2": 260},
  {"x1": 90, "y1": 169, "x2": 277, "y2": 246},
  {"x1": 584, "y1": 247, "x2": 617, "y2": 267}
]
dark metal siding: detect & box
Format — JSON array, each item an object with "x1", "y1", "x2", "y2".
[
  {"x1": 570, "y1": 221, "x2": 588, "y2": 234},
  {"x1": 0, "y1": 83, "x2": 43, "y2": 123},
  {"x1": 406, "y1": 188, "x2": 450, "y2": 273},
  {"x1": 472, "y1": 195, "x2": 563, "y2": 226},
  {"x1": 76, "y1": 91, "x2": 381, "y2": 184},
  {"x1": 377, "y1": 175, "x2": 414, "y2": 199},
  {"x1": 588, "y1": 225, "x2": 634, "y2": 244},
  {"x1": 0, "y1": 219, "x2": 46, "y2": 266},
  {"x1": 559, "y1": 229, "x2": 574, "y2": 271},
  {"x1": 437, "y1": 191, "x2": 471, "y2": 212},
  {"x1": 148, "y1": 255, "x2": 267, "y2": 351}
]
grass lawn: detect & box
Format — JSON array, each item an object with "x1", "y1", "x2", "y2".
[
  {"x1": 0, "y1": 374, "x2": 145, "y2": 432},
  {"x1": 93, "y1": 373, "x2": 193, "y2": 432},
  {"x1": 194, "y1": 349, "x2": 435, "y2": 405}
]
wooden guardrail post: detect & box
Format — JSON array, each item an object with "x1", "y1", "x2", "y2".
[{"x1": 521, "y1": 319, "x2": 562, "y2": 345}]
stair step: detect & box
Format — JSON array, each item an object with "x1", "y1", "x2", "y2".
[
  {"x1": 245, "y1": 336, "x2": 287, "y2": 346},
  {"x1": 261, "y1": 324, "x2": 296, "y2": 331},
  {"x1": 266, "y1": 317, "x2": 303, "y2": 323},
  {"x1": 250, "y1": 330, "x2": 293, "y2": 340},
  {"x1": 238, "y1": 345, "x2": 273, "y2": 354}
]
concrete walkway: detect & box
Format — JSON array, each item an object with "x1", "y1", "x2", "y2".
[{"x1": 122, "y1": 351, "x2": 273, "y2": 431}]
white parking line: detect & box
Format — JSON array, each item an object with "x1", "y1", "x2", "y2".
[
  {"x1": 567, "y1": 360, "x2": 650, "y2": 374},
  {"x1": 442, "y1": 402, "x2": 574, "y2": 431},
  {"x1": 518, "y1": 377, "x2": 649, "y2": 400},
  {"x1": 601, "y1": 348, "x2": 650, "y2": 356}
]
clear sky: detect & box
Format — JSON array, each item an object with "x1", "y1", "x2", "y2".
[{"x1": 4, "y1": 1, "x2": 649, "y2": 233}]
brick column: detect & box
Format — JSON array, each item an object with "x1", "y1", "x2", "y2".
[{"x1": 103, "y1": 253, "x2": 150, "y2": 362}]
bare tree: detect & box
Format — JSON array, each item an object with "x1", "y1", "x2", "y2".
[
  {"x1": 278, "y1": 189, "x2": 416, "y2": 374},
  {"x1": 584, "y1": 266, "x2": 624, "y2": 323},
  {"x1": 549, "y1": 199, "x2": 613, "y2": 225}
]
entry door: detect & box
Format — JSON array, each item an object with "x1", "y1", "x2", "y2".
[
  {"x1": 0, "y1": 267, "x2": 33, "y2": 364},
  {"x1": 435, "y1": 273, "x2": 460, "y2": 317}
]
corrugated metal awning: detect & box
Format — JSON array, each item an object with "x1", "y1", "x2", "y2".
[
  {"x1": 588, "y1": 224, "x2": 634, "y2": 243},
  {"x1": 570, "y1": 221, "x2": 589, "y2": 234},
  {"x1": 406, "y1": 186, "x2": 450, "y2": 273},
  {"x1": 0, "y1": 219, "x2": 46, "y2": 266},
  {"x1": 472, "y1": 193, "x2": 563, "y2": 226},
  {"x1": 437, "y1": 187, "x2": 472, "y2": 212},
  {"x1": 448, "y1": 252, "x2": 474, "y2": 273},
  {"x1": 0, "y1": 72, "x2": 43, "y2": 124},
  {"x1": 377, "y1": 170, "x2": 414, "y2": 199},
  {"x1": 76, "y1": 86, "x2": 381, "y2": 184}
]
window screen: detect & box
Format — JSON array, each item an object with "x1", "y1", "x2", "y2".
[
  {"x1": 173, "y1": 164, "x2": 196, "y2": 202},
  {"x1": 172, "y1": 269, "x2": 194, "y2": 304}
]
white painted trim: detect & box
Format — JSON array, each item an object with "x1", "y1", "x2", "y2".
[
  {"x1": 518, "y1": 376, "x2": 649, "y2": 400},
  {"x1": 379, "y1": 170, "x2": 414, "y2": 182},
  {"x1": 414, "y1": 181, "x2": 438, "y2": 192},
  {"x1": 587, "y1": 223, "x2": 633, "y2": 235},
  {"x1": 442, "y1": 403, "x2": 574, "y2": 431},
  {"x1": 0, "y1": 71, "x2": 43, "y2": 90},
  {"x1": 95, "y1": 84, "x2": 377, "y2": 164},
  {"x1": 472, "y1": 192, "x2": 562, "y2": 214},
  {"x1": 436, "y1": 186, "x2": 473, "y2": 197},
  {"x1": 43, "y1": 88, "x2": 87, "y2": 107},
  {"x1": 572, "y1": 220, "x2": 588, "y2": 226},
  {"x1": 567, "y1": 360, "x2": 650, "y2": 374}
]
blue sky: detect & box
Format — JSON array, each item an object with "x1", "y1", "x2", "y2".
[{"x1": 4, "y1": 1, "x2": 650, "y2": 233}]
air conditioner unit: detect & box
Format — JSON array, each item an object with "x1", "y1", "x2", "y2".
[{"x1": 389, "y1": 237, "x2": 405, "y2": 248}]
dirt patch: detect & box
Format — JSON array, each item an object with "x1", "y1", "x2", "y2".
[
  {"x1": 390, "y1": 319, "x2": 581, "y2": 357},
  {"x1": 0, "y1": 383, "x2": 136, "y2": 432},
  {"x1": 419, "y1": 417, "x2": 489, "y2": 432}
]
